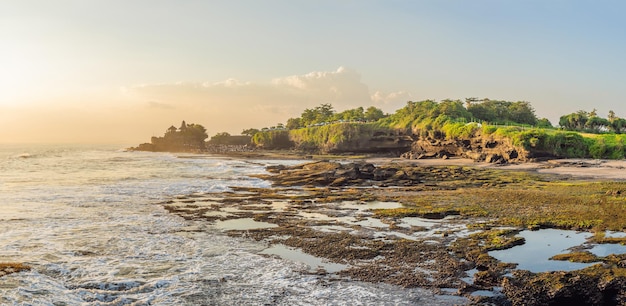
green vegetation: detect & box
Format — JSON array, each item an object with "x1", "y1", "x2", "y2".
[
  {"x1": 247, "y1": 98, "x2": 626, "y2": 159},
  {"x1": 374, "y1": 171, "x2": 626, "y2": 231},
  {"x1": 378, "y1": 98, "x2": 539, "y2": 131},
  {"x1": 251, "y1": 104, "x2": 392, "y2": 151},
  {"x1": 287, "y1": 122, "x2": 383, "y2": 152},
  {"x1": 207, "y1": 132, "x2": 252, "y2": 145},
  {"x1": 592, "y1": 231, "x2": 626, "y2": 245},
  {"x1": 285, "y1": 103, "x2": 386, "y2": 129},
  {"x1": 469, "y1": 228, "x2": 526, "y2": 251},
  {"x1": 241, "y1": 128, "x2": 260, "y2": 137},
  {"x1": 560, "y1": 109, "x2": 626, "y2": 133},
  {"x1": 550, "y1": 251, "x2": 600, "y2": 263},
  {"x1": 251, "y1": 130, "x2": 293, "y2": 149}
]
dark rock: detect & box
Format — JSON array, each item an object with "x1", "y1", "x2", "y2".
[
  {"x1": 501, "y1": 270, "x2": 625, "y2": 306},
  {"x1": 401, "y1": 135, "x2": 530, "y2": 164},
  {"x1": 302, "y1": 161, "x2": 341, "y2": 171},
  {"x1": 485, "y1": 154, "x2": 506, "y2": 164},
  {"x1": 266, "y1": 165, "x2": 287, "y2": 173},
  {"x1": 335, "y1": 168, "x2": 360, "y2": 180},
  {"x1": 358, "y1": 163, "x2": 376, "y2": 173},
  {"x1": 329, "y1": 177, "x2": 349, "y2": 186},
  {"x1": 373, "y1": 167, "x2": 398, "y2": 180}
]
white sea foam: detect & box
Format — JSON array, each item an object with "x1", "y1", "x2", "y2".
[{"x1": 0, "y1": 145, "x2": 465, "y2": 305}]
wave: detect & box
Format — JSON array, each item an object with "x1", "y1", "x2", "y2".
[{"x1": 16, "y1": 153, "x2": 33, "y2": 159}]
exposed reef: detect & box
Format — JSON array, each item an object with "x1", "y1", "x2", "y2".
[{"x1": 161, "y1": 160, "x2": 626, "y2": 305}]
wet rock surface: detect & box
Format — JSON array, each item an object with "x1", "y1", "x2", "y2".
[
  {"x1": 160, "y1": 161, "x2": 626, "y2": 305},
  {"x1": 502, "y1": 269, "x2": 626, "y2": 306}
]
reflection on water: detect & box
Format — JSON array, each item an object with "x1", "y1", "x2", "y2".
[
  {"x1": 260, "y1": 244, "x2": 348, "y2": 273},
  {"x1": 489, "y1": 229, "x2": 595, "y2": 272},
  {"x1": 354, "y1": 217, "x2": 389, "y2": 228},
  {"x1": 341, "y1": 201, "x2": 403, "y2": 211},
  {"x1": 398, "y1": 217, "x2": 440, "y2": 228},
  {"x1": 0, "y1": 145, "x2": 466, "y2": 305},
  {"x1": 213, "y1": 218, "x2": 278, "y2": 231},
  {"x1": 605, "y1": 231, "x2": 626, "y2": 238},
  {"x1": 589, "y1": 243, "x2": 626, "y2": 257}
]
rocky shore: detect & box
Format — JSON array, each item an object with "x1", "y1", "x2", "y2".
[{"x1": 160, "y1": 158, "x2": 626, "y2": 305}]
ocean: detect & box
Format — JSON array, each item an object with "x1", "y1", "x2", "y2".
[{"x1": 0, "y1": 144, "x2": 463, "y2": 305}]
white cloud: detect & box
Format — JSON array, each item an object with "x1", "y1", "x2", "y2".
[
  {"x1": 0, "y1": 68, "x2": 414, "y2": 143},
  {"x1": 270, "y1": 66, "x2": 370, "y2": 103},
  {"x1": 126, "y1": 67, "x2": 410, "y2": 134},
  {"x1": 371, "y1": 90, "x2": 413, "y2": 105},
  {"x1": 208, "y1": 78, "x2": 251, "y2": 87}
]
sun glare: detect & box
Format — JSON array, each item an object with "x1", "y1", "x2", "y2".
[
  {"x1": 0, "y1": 47, "x2": 52, "y2": 106},
  {"x1": 0, "y1": 57, "x2": 32, "y2": 106}
]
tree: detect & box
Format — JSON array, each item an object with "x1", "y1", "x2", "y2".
[
  {"x1": 607, "y1": 111, "x2": 626, "y2": 133},
  {"x1": 364, "y1": 106, "x2": 385, "y2": 122},
  {"x1": 241, "y1": 128, "x2": 260, "y2": 136},
  {"x1": 585, "y1": 116, "x2": 609, "y2": 133},
  {"x1": 334, "y1": 107, "x2": 364, "y2": 122},
  {"x1": 610, "y1": 118, "x2": 626, "y2": 134},
  {"x1": 464, "y1": 97, "x2": 480, "y2": 109},
  {"x1": 608, "y1": 110, "x2": 617, "y2": 123},
  {"x1": 536, "y1": 118, "x2": 553, "y2": 128},
  {"x1": 559, "y1": 111, "x2": 588, "y2": 131},
  {"x1": 508, "y1": 101, "x2": 537, "y2": 125},
  {"x1": 438, "y1": 99, "x2": 471, "y2": 121},
  {"x1": 210, "y1": 132, "x2": 231, "y2": 144},
  {"x1": 301, "y1": 108, "x2": 317, "y2": 126},
  {"x1": 300, "y1": 103, "x2": 336, "y2": 126},
  {"x1": 315, "y1": 103, "x2": 335, "y2": 120},
  {"x1": 467, "y1": 103, "x2": 496, "y2": 122},
  {"x1": 286, "y1": 117, "x2": 302, "y2": 129}
]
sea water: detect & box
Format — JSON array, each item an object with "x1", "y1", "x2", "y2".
[{"x1": 0, "y1": 144, "x2": 463, "y2": 305}]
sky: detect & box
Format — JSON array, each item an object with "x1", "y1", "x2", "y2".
[{"x1": 1, "y1": 0, "x2": 626, "y2": 144}]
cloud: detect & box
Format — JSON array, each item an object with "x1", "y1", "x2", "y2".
[
  {"x1": 270, "y1": 66, "x2": 370, "y2": 103},
  {"x1": 126, "y1": 67, "x2": 410, "y2": 134},
  {"x1": 371, "y1": 90, "x2": 413, "y2": 105},
  {"x1": 0, "y1": 67, "x2": 414, "y2": 144}
]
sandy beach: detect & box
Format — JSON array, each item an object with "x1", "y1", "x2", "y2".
[
  {"x1": 217, "y1": 149, "x2": 626, "y2": 181},
  {"x1": 362, "y1": 157, "x2": 626, "y2": 181}
]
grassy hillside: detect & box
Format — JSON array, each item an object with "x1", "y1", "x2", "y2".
[
  {"x1": 288, "y1": 123, "x2": 381, "y2": 152},
  {"x1": 252, "y1": 122, "x2": 407, "y2": 153},
  {"x1": 252, "y1": 100, "x2": 626, "y2": 159}
]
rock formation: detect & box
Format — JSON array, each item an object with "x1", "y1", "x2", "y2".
[{"x1": 401, "y1": 135, "x2": 527, "y2": 164}]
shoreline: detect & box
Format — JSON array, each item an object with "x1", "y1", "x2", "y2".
[
  {"x1": 160, "y1": 155, "x2": 626, "y2": 304},
  {"x1": 366, "y1": 157, "x2": 626, "y2": 181},
  {"x1": 207, "y1": 149, "x2": 626, "y2": 181}
]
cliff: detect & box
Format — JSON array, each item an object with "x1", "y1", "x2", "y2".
[
  {"x1": 253, "y1": 123, "x2": 413, "y2": 154},
  {"x1": 401, "y1": 135, "x2": 527, "y2": 164}
]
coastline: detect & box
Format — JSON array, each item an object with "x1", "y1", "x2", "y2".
[
  {"x1": 366, "y1": 157, "x2": 626, "y2": 181},
  {"x1": 159, "y1": 150, "x2": 626, "y2": 304},
  {"x1": 211, "y1": 149, "x2": 626, "y2": 181}
]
